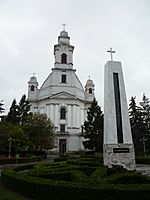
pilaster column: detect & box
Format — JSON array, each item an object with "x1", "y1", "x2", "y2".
[
  {"x1": 76, "y1": 106, "x2": 80, "y2": 128},
  {"x1": 55, "y1": 104, "x2": 59, "y2": 128},
  {"x1": 81, "y1": 108, "x2": 85, "y2": 127},
  {"x1": 46, "y1": 104, "x2": 50, "y2": 118},
  {"x1": 50, "y1": 104, "x2": 54, "y2": 124},
  {"x1": 68, "y1": 105, "x2": 71, "y2": 127},
  {"x1": 73, "y1": 105, "x2": 77, "y2": 127}
]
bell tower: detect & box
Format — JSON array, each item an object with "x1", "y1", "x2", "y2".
[
  {"x1": 28, "y1": 74, "x2": 38, "y2": 100},
  {"x1": 85, "y1": 77, "x2": 95, "y2": 102},
  {"x1": 54, "y1": 24, "x2": 74, "y2": 69}
]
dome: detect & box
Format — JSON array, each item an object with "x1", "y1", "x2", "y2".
[
  {"x1": 85, "y1": 79, "x2": 94, "y2": 86},
  {"x1": 29, "y1": 76, "x2": 37, "y2": 82},
  {"x1": 60, "y1": 30, "x2": 69, "y2": 38}
]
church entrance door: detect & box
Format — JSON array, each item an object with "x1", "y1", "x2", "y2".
[{"x1": 59, "y1": 139, "x2": 66, "y2": 154}]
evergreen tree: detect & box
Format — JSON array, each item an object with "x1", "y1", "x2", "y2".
[
  {"x1": 82, "y1": 98, "x2": 103, "y2": 152},
  {"x1": 6, "y1": 95, "x2": 31, "y2": 125},
  {"x1": 0, "y1": 100, "x2": 5, "y2": 114},
  {"x1": 18, "y1": 94, "x2": 31, "y2": 124},
  {"x1": 129, "y1": 96, "x2": 144, "y2": 154},
  {"x1": 6, "y1": 99, "x2": 19, "y2": 124},
  {"x1": 0, "y1": 123, "x2": 9, "y2": 155},
  {"x1": 140, "y1": 93, "x2": 150, "y2": 127},
  {"x1": 139, "y1": 93, "x2": 150, "y2": 154}
]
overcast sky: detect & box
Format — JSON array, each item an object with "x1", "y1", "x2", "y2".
[{"x1": 0, "y1": 0, "x2": 150, "y2": 114}]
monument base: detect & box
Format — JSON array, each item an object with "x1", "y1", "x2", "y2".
[{"x1": 103, "y1": 144, "x2": 136, "y2": 170}]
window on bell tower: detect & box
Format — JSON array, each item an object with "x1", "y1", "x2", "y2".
[
  {"x1": 61, "y1": 53, "x2": 67, "y2": 64},
  {"x1": 89, "y1": 88, "x2": 92, "y2": 94},
  {"x1": 31, "y1": 85, "x2": 35, "y2": 91}
]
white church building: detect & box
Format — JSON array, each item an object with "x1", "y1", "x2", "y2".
[{"x1": 27, "y1": 27, "x2": 95, "y2": 153}]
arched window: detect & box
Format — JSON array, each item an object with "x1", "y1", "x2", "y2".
[
  {"x1": 89, "y1": 88, "x2": 92, "y2": 94},
  {"x1": 61, "y1": 53, "x2": 67, "y2": 64},
  {"x1": 60, "y1": 107, "x2": 66, "y2": 119},
  {"x1": 31, "y1": 85, "x2": 35, "y2": 91}
]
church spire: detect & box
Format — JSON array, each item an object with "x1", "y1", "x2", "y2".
[
  {"x1": 54, "y1": 25, "x2": 74, "y2": 69},
  {"x1": 28, "y1": 73, "x2": 39, "y2": 100},
  {"x1": 85, "y1": 76, "x2": 95, "y2": 102},
  {"x1": 58, "y1": 24, "x2": 70, "y2": 44},
  {"x1": 62, "y1": 23, "x2": 67, "y2": 31}
]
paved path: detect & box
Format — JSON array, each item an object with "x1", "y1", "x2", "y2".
[
  {"x1": 136, "y1": 164, "x2": 150, "y2": 177},
  {"x1": 0, "y1": 155, "x2": 59, "y2": 176},
  {"x1": 0, "y1": 164, "x2": 15, "y2": 176}
]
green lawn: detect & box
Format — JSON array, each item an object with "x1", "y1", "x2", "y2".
[{"x1": 0, "y1": 184, "x2": 32, "y2": 200}]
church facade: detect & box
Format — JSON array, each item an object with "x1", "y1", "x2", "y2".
[{"x1": 27, "y1": 28, "x2": 95, "y2": 153}]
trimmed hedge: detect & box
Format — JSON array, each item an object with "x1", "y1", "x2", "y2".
[
  {"x1": 67, "y1": 158, "x2": 103, "y2": 167},
  {"x1": 29, "y1": 163, "x2": 79, "y2": 177},
  {"x1": 1, "y1": 168, "x2": 150, "y2": 200},
  {"x1": 53, "y1": 155, "x2": 79, "y2": 162},
  {"x1": 37, "y1": 171, "x2": 72, "y2": 181},
  {"x1": 71, "y1": 170, "x2": 88, "y2": 182},
  {"x1": 53, "y1": 157, "x2": 68, "y2": 162},
  {"x1": 110, "y1": 172, "x2": 150, "y2": 184},
  {"x1": 1, "y1": 162, "x2": 150, "y2": 200},
  {"x1": 53, "y1": 155, "x2": 150, "y2": 165}
]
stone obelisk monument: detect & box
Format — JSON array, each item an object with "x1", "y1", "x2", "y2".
[{"x1": 103, "y1": 48, "x2": 135, "y2": 170}]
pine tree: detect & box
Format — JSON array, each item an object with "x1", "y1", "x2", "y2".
[
  {"x1": 139, "y1": 93, "x2": 150, "y2": 154},
  {"x1": 18, "y1": 94, "x2": 31, "y2": 124},
  {"x1": 140, "y1": 93, "x2": 150, "y2": 127},
  {"x1": 129, "y1": 96, "x2": 144, "y2": 154},
  {"x1": 6, "y1": 95, "x2": 31, "y2": 125},
  {"x1": 0, "y1": 100, "x2": 5, "y2": 114},
  {"x1": 7, "y1": 99, "x2": 19, "y2": 124},
  {"x1": 82, "y1": 98, "x2": 103, "y2": 152}
]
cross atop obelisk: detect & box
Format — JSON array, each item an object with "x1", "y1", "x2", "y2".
[
  {"x1": 62, "y1": 23, "x2": 67, "y2": 31},
  {"x1": 107, "y1": 47, "x2": 115, "y2": 61}
]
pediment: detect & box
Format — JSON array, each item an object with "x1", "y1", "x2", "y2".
[{"x1": 51, "y1": 92, "x2": 77, "y2": 100}]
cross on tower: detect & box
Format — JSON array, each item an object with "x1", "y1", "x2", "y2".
[
  {"x1": 107, "y1": 47, "x2": 115, "y2": 61},
  {"x1": 88, "y1": 75, "x2": 91, "y2": 80},
  {"x1": 32, "y1": 72, "x2": 36, "y2": 77},
  {"x1": 62, "y1": 23, "x2": 67, "y2": 31}
]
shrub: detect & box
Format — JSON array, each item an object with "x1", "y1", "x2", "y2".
[
  {"x1": 79, "y1": 166, "x2": 96, "y2": 176},
  {"x1": 110, "y1": 172, "x2": 150, "y2": 184},
  {"x1": 71, "y1": 170, "x2": 88, "y2": 182},
  {"x1": 1, "y1": 161, "x2": 150, "y2": 200},
  {"x1": 67, "y1": 158, "x2": 102, "y2": 167},
  {"x1": 38, "y1": 171, "x2": 72, "y2": 181},
  {"x1": 30, "y1": 162, "x2": 75, "y2": 173},
  {"x1": 53, "y1": 157, "x2": 68, "y2": 162},
  {"x1": 106, "y1": 165, "x2": 127, "y2": 176}
]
